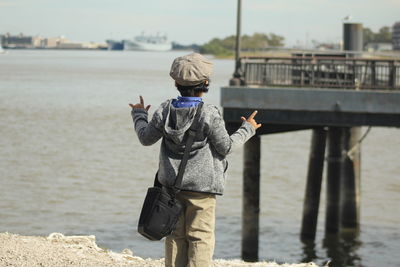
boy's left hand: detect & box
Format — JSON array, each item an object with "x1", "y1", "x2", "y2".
[
  {"x1": 129, "y1": 95, "x2": 151, "y2": 111},
  {"x1": 241, "y1": 110, "x2": 262, "y2": 130}
]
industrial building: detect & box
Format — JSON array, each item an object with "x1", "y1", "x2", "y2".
[
  {"x1": 0, "y1": 33, "x2": 106, "y2": 50},
  {"x1": 0, "y1": 33, "x2": 45, "y2": 48},
  {"x1": 393, "y1": 21, "x2": 400, "y2": 50}
]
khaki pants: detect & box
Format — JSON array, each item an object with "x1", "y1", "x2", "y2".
[{"x1": 165, "y1": 191, "x2": 216, "y2": 267}]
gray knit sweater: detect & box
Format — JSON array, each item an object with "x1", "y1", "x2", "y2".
[{"x1": 131, "y1": 99, "x2": 255, "y2": 195}]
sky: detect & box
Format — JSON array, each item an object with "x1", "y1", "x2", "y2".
[{"x1": 1, "y1": 0, "x2": 399, "y2": 47}]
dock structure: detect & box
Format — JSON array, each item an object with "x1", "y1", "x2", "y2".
[{"x1": 221, "y1": 55, "x2": 400, "y2": 261}]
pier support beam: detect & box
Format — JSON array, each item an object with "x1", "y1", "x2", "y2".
[
  {"x1": 325, "y1": 127, "x2": 343, "y2": 235},
  {"x1": 301, "y1": 128, "x2": 327, "y2": 241},
  {"x1": 242, "y1": 135, "x2": 260, "y2": 262},
  {"x1": 340, "y1": 21, "x2": 362, "y2": 232},
  {"x1": 340, "y1": 127, "x2": 361, "y2": 230}
]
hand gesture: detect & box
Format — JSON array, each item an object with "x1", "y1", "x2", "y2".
[
  {"x1": 241, "y1": 110, "x2": 262, "y2": 130},
  {"x1": 129, "y1": 95, "x2": 151, "y2": 111}
]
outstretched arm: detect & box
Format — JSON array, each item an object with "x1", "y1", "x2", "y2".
[
  {"x1": 209, "y1": 109, "x2": 261, "y2": 156},
  {"x1": 129, "y1": 96, "x2": 163, "y2": 146}
]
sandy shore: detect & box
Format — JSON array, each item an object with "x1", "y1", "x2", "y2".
[{"x1": 0, "y1": 232, "x2": 321, "y2": 267}]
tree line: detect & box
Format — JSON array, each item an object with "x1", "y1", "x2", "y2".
[
  {"x1": 198, "y1": 26, "x2": 392, "y2": 56},
  {"x1": 363, "y1": 26, "x2": 392, "y2": 46},
  {"x1": 200, "y1": 32, "x2": 284, "y2": 56}
]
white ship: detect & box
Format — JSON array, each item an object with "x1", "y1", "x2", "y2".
[{"x1": 124, "y1": 33, "x2": 172, "y2": 52}]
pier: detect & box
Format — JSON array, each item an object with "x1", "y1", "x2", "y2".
[
  {"x1": 222, "y1": 23, "x2": 400, "y2": 262},
  {"x1": 222, "y1": 56, "x2": 400, "y2": 261}
]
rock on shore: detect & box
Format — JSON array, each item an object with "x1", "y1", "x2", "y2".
[{"x1": 0, "y1": 233, "x2": 320, "y2": 267}]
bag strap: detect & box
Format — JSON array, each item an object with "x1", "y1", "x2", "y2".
[{"x1": 173, "y1": 102, "x2": 204, "y2": 193}]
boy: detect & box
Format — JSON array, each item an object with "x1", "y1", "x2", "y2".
[{"x1": 130, "y1": 53, "x2": 260, "y2": 267}]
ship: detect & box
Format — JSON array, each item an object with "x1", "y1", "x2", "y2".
[
  {"x1": 123, "y1": 33, "x2": 172, "y2": 52},
  {"x1": 106, "y1": 40, "x2": 124, "y2": 50}
]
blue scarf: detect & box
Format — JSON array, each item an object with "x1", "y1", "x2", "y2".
[{"x1": 171, "y1": 96, "x2": 202, "y2": 108}]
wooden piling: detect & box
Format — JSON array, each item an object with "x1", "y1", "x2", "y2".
[
  {"x1": 242, "y1": 135, "x2": 260, "y2": 262},
  {"x1": 301, "y1": 128, "x2": 327, "y2": 241},
  {"x1": 325, "y1": 127, "x2": 343, "y2": 234},
  {"x1": 340, "y1": 127, "x2": 361, "y2": 229}
]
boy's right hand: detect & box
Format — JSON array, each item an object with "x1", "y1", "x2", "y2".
[
  {"x1": 241, "y1": 110, "x2": 262, "y2": 130},
  {"x1": 129, "y1": 95, "x2": 151, "y2": 111}
]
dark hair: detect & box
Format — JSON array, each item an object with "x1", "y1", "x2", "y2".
[{"x1": 176, "y1": 81, "x2": 209, "y2": 97}]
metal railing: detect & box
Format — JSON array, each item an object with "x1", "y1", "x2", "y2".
[{"x1": 240, "y1": 56, "x2": 400, "y2": 90}]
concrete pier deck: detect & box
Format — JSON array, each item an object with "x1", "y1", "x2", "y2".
[{"x1": 222, "y1": 86, "x2": 400, "y2": 134}]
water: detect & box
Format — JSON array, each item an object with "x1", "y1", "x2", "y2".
[{"x1": 0, "y1": 50, "x2": 399, "y2": 267}]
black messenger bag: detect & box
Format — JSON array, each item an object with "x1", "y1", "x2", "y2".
[
  {"x1": 137, "y1": 178, "x2": 182, "y2": 241},
  {"x1": 137, "y1": 102, "x2": 203, "y2": 241}
]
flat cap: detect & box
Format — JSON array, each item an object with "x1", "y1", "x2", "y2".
[{"x1": 169, "y1": 53, "x2": 213, "y2": 86}]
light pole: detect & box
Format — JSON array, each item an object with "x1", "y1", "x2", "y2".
[{"x1": 230, "y1": 0, "x2": 242, "y2": 85}]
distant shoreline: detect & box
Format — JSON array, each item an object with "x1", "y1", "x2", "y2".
[
  {"x1": 4, "y1": 47, "x2": 399, "y2": 60},
  {"x1": 1, "y1": 47, "x2": 196, "y2": 52},
  {"x1": 2, "y1": 47, "x2": 107, "y2": 51}
]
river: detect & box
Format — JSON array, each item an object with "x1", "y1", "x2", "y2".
[{"x1": 0, "y1": 50, "x2": 399, "y2": 267}]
